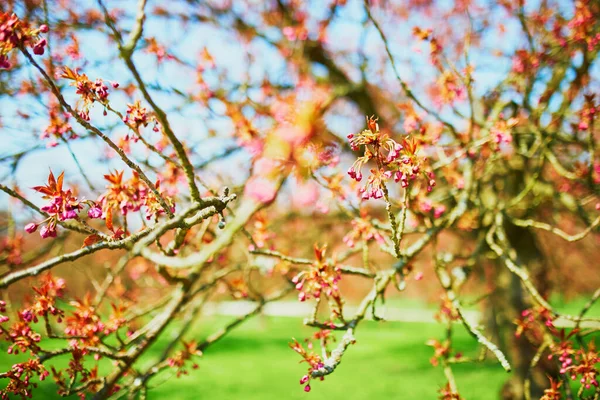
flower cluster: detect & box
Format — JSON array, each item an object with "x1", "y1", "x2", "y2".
[
  {"x1": 575, "y1": 93, "x2": 596, "y2": 132},
  {"x1": 0, "y1": 234, "x2": 24, "y2": 266},
  {"x1": 0, "y1": 359, "x2": 49, "y2": 400},
  {"x1": 64, "y1": 296, "x2": 108, "y2": 347},
  {"x1": 51, "y1": 347, "x2": 101, "y2": 398},
  {"x1": 564, "y1": 344, "x2": 600, "y2": 390},
  {"x1": 347, "y1": 116, "x2": 435, "y2": 199},
  {"x1": 0, "y1": 275, "x2": 117, "y2": 399},
  {"x1": 167, "y1": 341, "x2": 202, "y2": 377},
  {"x1": 99, "y1": 170, "x2": 174, "y2": 221},
  {"x1": 123, "y1": 100, "x2": 159, "y2": 134},
  {"x1": 61, "y1": 66, "x2": 117, "y2": 120},
  {"x1": 41, "y1": 104, "x2": 76, "y2": 147},
  {"x1": 22, "y1": 273, "x2": 66, "y2": 323},
  {"x1": 516, "y1": 306, "x2": 600, "y2": 394},
  {"x1": 435, "y1": 71, "x2": 465, "y2": 106},
  {"x1": 437, "y1": 383, "x2": 463, "y2": 400},
  {"x1": 1, "y1": 321, "x2": 42, "y2": 355},
  {"x1": 566, "y1": 1, "x2": 600, "y2": 52},
  {"x1": 416, "y1": 195, "x2": 447, "y2": 220},
  {"x1": 289, "y1": 338, "x2": 325, "y2": 393},
  {"x1": 540, "y1": 377, "x2": 562, "y2": 400},
  {"x1": 0, "y1": 274, "x2": 65, "y2": 357},
  {"x1": 0, "y1": 12, "x2": 48, "y2": 69},
  {"x1": 511, "y1": 49, "x2": 540, "y2": 75},
  {"x1": 24, "y1": 171, "x2": 102, "y2": 239},
  {"x1": 145, "y1": 37, "x2": 174, "y2": 63},
  {"x1": 292, "y1": 245, "x2": 341, "y2": 303},
  {"x1": 491, "y1": 117, "x2": 518, "y2": 146},
  {"x1": 434, "y1": 296, "x2": 460, "y2": 323},
  {"x1": 222, "y1": 277, "x2": 250, "y2": 299},
  {"x1": 342, "y1": 214, "x2": 385, "y2": 248},
  {"x1": 412, "y1": 26, "x2": 442, "y2": 66},
  {"x1": 249, "y1": 212, "x2": 274, "y2": 250},
  {"x1": 514, "y1": 306, "x2": 552, "y2": 340},
  {"x1": 426, "y1": 339, "x2": 451, "y2": 367},
  {"x1": 283, "y1": 25, "x2": 309, "y2": 42},
  {"x1": 547, "y1": 329, "x2": 599, "y2": 390}
]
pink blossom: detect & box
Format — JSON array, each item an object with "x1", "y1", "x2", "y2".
[
  {"x1": 283, "y1": 26, "x2": 295, "y2": 41},
  {"x1": 60, "y1": 209, "x2": 78, "y2": 220},
  {"x1": 403, "y1": 115, "x2": 419, "y2": 132},
  {"x1": 348, "y1": 166, "x2": 363, "y2": 182},
  {"x1": 88, "y1": 205, "x2": 103, "y2": 219},
  {"x1": 277, "y1": 125, "x2": 310, "y2": 147},
  {"x1": 24, "y1": 223, "x2": 37, "y2": 234},
  {"x1": 421, "y1": 200, "x2": 433, "y2": 213},
  {"x1": 253, "y1": 157, "x2": 279, "y2": 175},
  {"x1": 294, "y1": 181, "x2": 319, "y2": 208},
  {"x1": 0, "y1": 54, "x2": 10, "y2": 69},
  {"x1": 433, "y1": 205, "x2": 446, "y2": 219},
  {"x1": 32, "y1": 38, "x2": 47, "y2": 55},
  {"x1": 245, "y1": 177, "x2": 278, "y2": 204},
  {"x1": 40, "y1": 224, "x2": 57, "y2": 239}
]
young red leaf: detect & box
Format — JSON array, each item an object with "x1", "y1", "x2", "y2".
[
  {"x1": 82, "y1": 234, "x2": 101, "y2": 247},
  {"x1": 105, "y1": 207, "x2": 114, "y2": 232}
]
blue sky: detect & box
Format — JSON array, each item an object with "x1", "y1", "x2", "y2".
[{"x1": 0, "y1": 0, "x2": 597, "y2": 216}]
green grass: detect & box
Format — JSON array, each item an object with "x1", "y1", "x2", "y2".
[
  {"x1": 3, "y1": 294, "x2": 600, "y2": 399},
  {"x1": 0, "y1": 316, "x2": 509, "y2": 399}
]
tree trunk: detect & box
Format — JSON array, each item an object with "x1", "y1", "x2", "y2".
[{"x1": 485, "y1": 223, "x2": 554, "y2": 400}]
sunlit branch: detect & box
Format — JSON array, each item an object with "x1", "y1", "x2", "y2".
[{"x1": 509, "y1": 215, "x2": 600, "y2": 242}]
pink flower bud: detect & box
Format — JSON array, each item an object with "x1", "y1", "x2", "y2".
[
  {"x1": 40, "y1": 224, "x2": 57, "y2": 239},
  {"x1": 24, "y1": 223, "x2": 38, "y2": 233},
  {"x1": 300, "y1": 375, "x2": 309, "y2": 384},
  {"x1": 33, "y1": 38, "x2": 47, "y2": 55},
  {"x1": 304, "y1": 384, "x2": 311, "y2": 392},
  {"x1": 0, "y1": 55, "x2": 11, "y2": 69},
  {"x1": 433, "y1": 206, "x2": 446, "y2": 219},
  {"x1": 88, "y1": 206, "x2": 103, "y2": 219},
  {"x1": 39, "y1": 24, "x2": 49, "y2": 33}
]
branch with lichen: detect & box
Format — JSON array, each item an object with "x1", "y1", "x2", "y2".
[
  {"x1": 97, "y1": 0, "x2": 202, "y2": 203},
  {"x1": 310, "y1": 329, "x2": 356, "y2": 378},
  {"x1": 0, "y1": 193, "x2": 235, "y2": 289},
  {"x1": 250, "y1": 248, "x2": 376, "y2": 278},
  {"x1": 509, "y1": 215, "x2": 600, "y2": 242},
  {"x1": 434, "y1": 257, "x2": 512, "y2": 372}
]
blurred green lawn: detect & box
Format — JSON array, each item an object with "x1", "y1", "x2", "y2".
[
  {"x1": 1, "y1": 295, "x2": 597, "y2": 399},
  {"x1": 0, "y1": 316, "x2": 509, "y2": 399}
]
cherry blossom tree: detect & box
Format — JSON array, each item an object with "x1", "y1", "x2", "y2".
[{"x1": 0, "y1": 0, "x2": 599, "y2": 399}]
